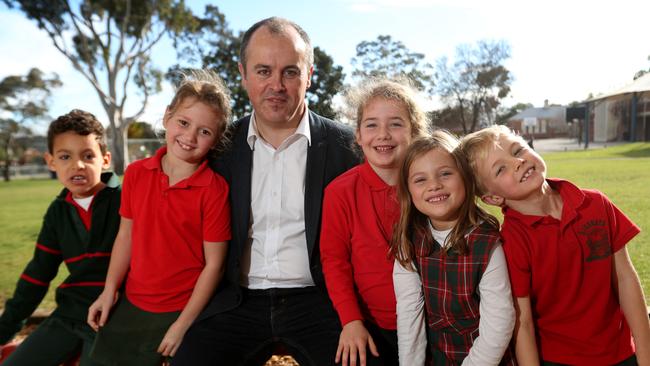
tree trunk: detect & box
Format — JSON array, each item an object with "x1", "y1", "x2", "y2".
[
  {"x1": 106, "y1": 111, "x2": 130, "y2": 176},
  {"x1": 2, "y1": 162, "x2": 9, "y2": 182},
  {"x1": 2, "y1": 141, "x2": 11, "y2": 182},
  {"x1": 112, "y1": 128, "x2": 126, "y2": 175}
]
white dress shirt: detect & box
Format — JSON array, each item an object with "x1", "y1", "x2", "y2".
[
  {"x1": 240, "y1": 110, "x2": 316, "y2": 289},
  {"x1": 393, "y1": 225, "x2": 515, "y2": 366}
]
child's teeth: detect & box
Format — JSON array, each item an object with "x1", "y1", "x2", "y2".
[{"x1": 428, "y1": 195, "x2": 448, "y2": 203}]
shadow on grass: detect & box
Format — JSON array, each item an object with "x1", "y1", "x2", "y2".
[{"x1": 613, "y1": 145, "x2": 650, "y2": 158}]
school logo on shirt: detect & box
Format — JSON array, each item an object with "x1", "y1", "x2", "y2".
[{"x1": 579, "y1": 220, "x2": 611, "y2": 262}]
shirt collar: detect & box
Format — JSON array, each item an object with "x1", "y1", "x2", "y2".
[
  {"x1": 102, "y1": 172, "x2": 120, "y2": 188},
  {"x1": 246, "y1": 108, "x2": 312, "y2": 150},
  {"x1": 502, "y1": 178, "x2": 585, "y2": 226},
  {"x1": 142, "y1": 146, "x2": 213, "y2": 188},
  {"x1": 359, "y1": 161, "x2": 393, "y2": 191}
]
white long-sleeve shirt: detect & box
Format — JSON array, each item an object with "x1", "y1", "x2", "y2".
[
  {"x1": 241, "y1": 110, "x2": 315, "y2": 289},
  {"x1": 393, "y1": 227, "x2": 515, "y2": 366}
]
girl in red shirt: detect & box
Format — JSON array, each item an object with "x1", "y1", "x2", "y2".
[
  {"x1": 87, "y1": 70, "x2": 232, "y2": 366},
  {"x1": 320, "y1": 77, "x2": 429, "y2": 366}
]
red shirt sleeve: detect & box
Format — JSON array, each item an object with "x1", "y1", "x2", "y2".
[
  {"x1": 201, "y1": 173, "x2": 231, "y2": 243},
  {"x1": 596, "y1": 190, "x2": 640, "y2": 253},
  {"x1": 119, "y1": 163, "x2": 135, "y2": 219},
  {"x1": 320, "y1": 183, "x2": 363, "y2": 326}
]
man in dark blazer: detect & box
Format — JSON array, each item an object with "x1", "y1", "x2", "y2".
[{"x1": 173, "y1": 17, "x2": 359, "y2": 366}]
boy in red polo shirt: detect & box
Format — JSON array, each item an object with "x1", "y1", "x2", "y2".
[
  {"x1": 460, "y1": 125, "x2": 650, "y2": 366},
  {"x1": 87, "y1": 70, "x2": 232, "y2": 366}
]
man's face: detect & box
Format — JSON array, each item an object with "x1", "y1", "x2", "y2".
[
  {"x1": 239, "y1": 26, "x2": 313, "y2": 128},
  {"x1": 478, "y1": 134, "x2": 547, "y2": 205}
]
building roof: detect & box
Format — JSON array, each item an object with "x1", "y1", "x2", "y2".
[
  {"x1": 588, "y1": 72, "x2": 650, "y2": 101},
  {"x1": 510, "y1": 106, "x2": 566, "y2": 121}
]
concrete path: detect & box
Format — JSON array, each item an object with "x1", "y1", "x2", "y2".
[{"x1": 531, "y1": 138, "x2": 626, "y2": 153}]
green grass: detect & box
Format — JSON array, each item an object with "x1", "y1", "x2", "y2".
[
  {"x1": 1, "y1": 143, "x2": 650, "y2": 313},
  {"x1": 0, "y1": 179, "x2": 67, "y2": 310}
]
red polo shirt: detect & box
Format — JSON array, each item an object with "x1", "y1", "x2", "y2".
[
  {"x1": 501, "y1": 178, "x2": 639, "y2": 365},
  {"x1": 320, "y1": 162, "x2": 398, "y2": 330},
  {"x1": 120, "y1": 147, "x2": 231, "y2": 313}
]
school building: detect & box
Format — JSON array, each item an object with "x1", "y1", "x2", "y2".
[
  {"x1": 507, "y1": 101, "x2": 568, "y2": 139},
  {"x1": 583, "y1": 72, "x2": 650, "y2": 142}
]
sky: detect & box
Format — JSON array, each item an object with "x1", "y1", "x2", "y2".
[{"x1": 1, "y1": 0, "x2": 649, "y2": 132}]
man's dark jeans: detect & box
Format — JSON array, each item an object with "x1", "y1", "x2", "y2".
[{"x1": 172, "y1": 286, "x2": 342, "y2": 366}]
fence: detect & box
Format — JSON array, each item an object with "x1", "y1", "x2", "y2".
[{"x1": 6, "y1": 164, "x2": 52, "y2": 179}]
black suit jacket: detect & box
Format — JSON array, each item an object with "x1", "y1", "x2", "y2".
[{"x1": 199, "y1": 111, "x2": 360, "y2": 320}]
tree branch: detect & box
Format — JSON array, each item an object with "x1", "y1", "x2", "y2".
[
  {"x1": 60, "y1": 1, "x2": 113, "y2": 109},
  {"x1": 113, "y1": 0, "x2": 132, "y2": 73},
  {"x1": 124, "y1": 26, "x2": 165, "y2": 66},
  {"x1": 39, "y1": 21, "x2": 112, "y2": 111},
  {"x1": 118, "y1": 58, "x2": 137, "y2": 110},
  {"x1": 124, "y1": 62, "x2": 149, "y2": 126}
]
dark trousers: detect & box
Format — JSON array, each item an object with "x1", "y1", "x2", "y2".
[
  {"x1": 1, "y1": 316, "x2": 99, "y2": 366},
  {"x1": 172, "y1": 286, "x2": 342, "y2": 366},
  {"x1": 364, "y1": 322, "x2": 398, "y2": 366},
  {"x1": 90, "y1": 296, "x2": 179, "y2": 366},
  {"x1": 542, "y1": 354, "x2": 637, "y2": 366}
]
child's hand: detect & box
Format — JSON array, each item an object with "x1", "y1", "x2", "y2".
[
  {"x1": 336, "y1": 320, "x2": 379, "y2": 366},
  {"x1": 87, "y1": 290, "x2": 118, "y2": 331},
  {"x1": 157, "y1": 320, "x2": 191, "y2": 358}
]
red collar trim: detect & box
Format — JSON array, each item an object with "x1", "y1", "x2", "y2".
[
  {"x1": 142, "y1": 146, "x2": 213, "y2": 187},
  {"x1": 359, "y1": 161, "x2": 394, "y2": 191},
  {"x1": 502, "y1": 178, "x2": 585, "y2": 226}
]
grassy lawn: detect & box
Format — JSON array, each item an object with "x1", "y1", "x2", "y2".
[
  {"x1": 1, "y1": 142, "x2": 649, "y2": 314},
  {"x1": 0, "y1": 179, "x2": 64, "y2": 310}
]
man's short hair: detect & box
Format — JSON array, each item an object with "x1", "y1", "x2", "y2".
[
  {"x1": 47, "y1": 109, "x2": 107, "y2": 154},
  {"x1": 239, "y1": 17, "x2": 314, "y2": 69}
]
